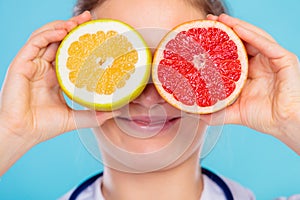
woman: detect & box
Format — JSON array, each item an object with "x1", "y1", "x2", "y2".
[{"x1": 0, "y1": 0, "x2": 300, "y2": 199}]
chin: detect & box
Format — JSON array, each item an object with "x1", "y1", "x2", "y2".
[{"x1": 91, "y1": 117, "x2": 207, "y2": 173}]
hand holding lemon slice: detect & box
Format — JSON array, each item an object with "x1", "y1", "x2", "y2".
[{"x1": 56, "y1": 19, "x2": 152, "y2": 111}]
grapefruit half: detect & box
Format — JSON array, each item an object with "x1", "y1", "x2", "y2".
[
  {"x1": 152, "y1": 20, "x2": 248, "y2": 114},
  {"x1": 56, "y1": 19, "x2": 151, "y2": 111}
]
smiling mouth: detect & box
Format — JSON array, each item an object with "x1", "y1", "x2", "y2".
[
  {"x1": 117, "y1": 116, "x2": 181, "y2": 126},
  {"x1": 115, "y1": 116, "x2": 181, "y2": 138}
]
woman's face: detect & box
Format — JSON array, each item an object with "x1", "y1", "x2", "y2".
[{"x1": 90, "y1": 0, "x2": 208, "y2": 173}]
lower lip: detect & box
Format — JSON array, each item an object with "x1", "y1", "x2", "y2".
[{"x1": 116, "y1": 117, "x2": 180, "y2": 138}]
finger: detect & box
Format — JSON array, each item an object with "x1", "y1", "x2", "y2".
[
  {"x1": 29, "y1": 20, "x2": 64, "y2": 39},
  {"x1": 244, "y1": 43, "x2": 260, "y2": 57},
  {"x1": 218, "y1": 14, "x2": 276, "y2": 42},
  {"x1": 54, "y1": 10, "x2": 92, "y2": 32},
  {"x1": 221, "y1": 102, "x2": 242, "y2": 125},
  {"x1": 18, "y1": 29, "x2": 67, "y2": 63},
  {"x1": 70, "y1": 10, "x2": 92, "y2": 26},
  {"x1": 206, "y1": 14, "x2": 269, "y2": 57},
  {"x1": 42, "y1": 42, "x2": 60, "y2": 62},
  {"x1": 29, "y1": 11, "x2": 92, "y2": 39},
  {"x1": 32, "y1": 11, "x2": 92, "y2": 66},
  {"x1": 70, "y1": 110, "x2": 121, "y2": 130},
  {"x1": 233, "y1": 24, "x2": 289, "y2": 63},
  {"x1": 9, "y1": 29, "x2": 67, "y2": 80},
  {"x1": 200, "y1": 101, "x2": 242, "y2": 126}
]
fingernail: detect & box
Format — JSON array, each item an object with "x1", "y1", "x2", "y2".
[
  {"x1": 207, "y1": 14, "x2": 216, "y2": 18},
  {"x1": 206, "y1": 14, "x2": 218, "y2": 20},
  {"x1": 82, "y1": 10, "x2": 90, "y2": 16}
]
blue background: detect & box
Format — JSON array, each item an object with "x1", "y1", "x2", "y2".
[{"x1": 0, "y1": 0, "x2": 300, "y2": 199}]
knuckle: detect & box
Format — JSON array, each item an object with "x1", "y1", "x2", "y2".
[{"x1": 285, "y1": 52, "x2": 299, "y2": 66}]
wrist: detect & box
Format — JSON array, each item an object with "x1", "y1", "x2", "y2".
[
  {"x1": 276, "y1": 114, "x2": 300, "y2": 155},
  {"x1": 0, "y1": 116, "x2": 35, "y2": 176},
  {"x1": 0, "y1": 111, "x2": 39, "y2": 146}
]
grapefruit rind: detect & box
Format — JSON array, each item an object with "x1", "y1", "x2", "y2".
[
  {"x1": 56, "y1": 19, "x2": 152, "y2": 111},
  {"x1": 152, "y1": 20, "x2": 248, "y2": 114}
]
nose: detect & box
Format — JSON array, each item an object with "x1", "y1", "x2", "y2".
[
  {"x1": 131, "y1": 82, "x2": 166, "y2": 108},
  {"x1": 131, "y1": 28, "x2": 169, "y2": 108}
]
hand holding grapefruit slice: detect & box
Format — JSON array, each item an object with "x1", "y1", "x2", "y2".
[
  {"x1": 56, "y1": 19, "x2": 151, "y2": 111},
  {"x1": 152, "y1": 20, "x2": 248, "y2": 114}
]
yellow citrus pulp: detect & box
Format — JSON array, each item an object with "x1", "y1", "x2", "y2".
[{"x1": 56, "y1": 19, "x2": 151, "y2": 111}]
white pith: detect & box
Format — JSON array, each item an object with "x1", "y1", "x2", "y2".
[{"x1": 56, "y1": 20, "x2": 151, "y2": 110}]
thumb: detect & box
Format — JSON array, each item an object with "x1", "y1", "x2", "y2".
[
  {"x1": 70, "y1": 110, "x2": 120, "y2": 130},
  {"x1": 200, "y1": 103, "x2": 241, "y2": 126}
]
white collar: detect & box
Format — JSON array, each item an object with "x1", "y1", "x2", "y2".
[{"x1": 60, "y1": 172, "x2": 255, "y2": 199}]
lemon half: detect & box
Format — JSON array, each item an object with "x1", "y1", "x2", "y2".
[{"x1": 56, "y1": 19, "x2": 151, "y2": 111}]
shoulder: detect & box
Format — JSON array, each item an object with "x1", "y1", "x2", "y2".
[
  {"x1": 201, "y1": 173, "x2": 255, "y2": 200},
  {"x1": 58, "y1": 175, "x2": 103, "y2": 200},
  {"x1": 221, "y1": 176, "x2": 255, "y2": 199}
]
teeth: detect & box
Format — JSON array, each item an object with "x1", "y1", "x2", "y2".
[
  {"x1": 134, "y1": 119, "x2": 166, "y2": 126},
  {"x1": 134, "y1": 120, "x2": 151, "y2": 125}
]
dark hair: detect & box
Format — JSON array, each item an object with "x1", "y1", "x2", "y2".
[
  {"x1": 189, "y1": 0, "x2": 228, "y2": 15},
  {"x1": 73, "y1": 0, "x2": 106, "y2": 16},
  {"x1": 73, "y1": 0, "x2": 227, "y2": 16}
]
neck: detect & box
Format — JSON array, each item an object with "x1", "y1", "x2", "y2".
[{"x1": 101, "y1": 152, "x2": 203, "y2": 200}]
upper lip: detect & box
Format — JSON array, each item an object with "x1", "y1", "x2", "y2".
[{"x1": 117, "y1": 116, "x2": 181, "y2": 124}]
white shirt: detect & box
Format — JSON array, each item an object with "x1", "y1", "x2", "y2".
[{"x1": 59, "y1": 173, "x2": 256, "y2": 200}]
